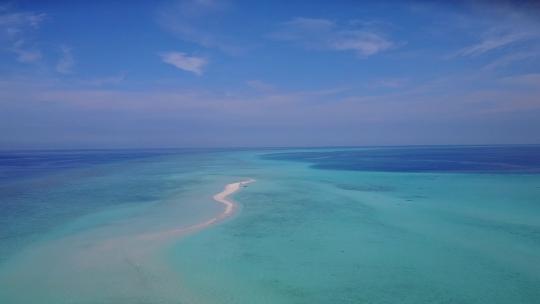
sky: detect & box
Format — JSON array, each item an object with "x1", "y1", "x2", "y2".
[{"x1": 1, "y1": 0, "x2": 540, "y2": 149}]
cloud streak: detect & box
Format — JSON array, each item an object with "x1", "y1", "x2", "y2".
[
  {"x1": 56, "y1": 46, "x2": 75, "y2": 74},
  {"x1": 458, "y1": 32, "x2": 536, "y2": 57},
  {"x1": 272, "y1": 17, "x2": 394, "y2": 56},
  {"x1": 82, "y1": 73, "x2": 126, "y2": 86},
  {"x1": 11, "y1": 41, "x2": 42, "y2": 63},
  {"x1": 160, "y1": 52, "x2": 207, "y2": 75},
  {"x1": 0, "y1": 7, "x2": 46, "y2": 63},
  {"x1": 156, "y1": 0, "x2": 245, "y2": 55},
  {"x1": 2, "y1": 69, "x2": 540, "y2": 148},
  {"x1": 455, "y1": 3, "x2": 540, "y2": 58},
  {"x1": 0, "y1": 9, "x2": 45, "y2": 31}
]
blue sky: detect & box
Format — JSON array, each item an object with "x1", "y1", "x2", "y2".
[{"x1": 1, "y1": 0, "x2": 540, "y2": 148}]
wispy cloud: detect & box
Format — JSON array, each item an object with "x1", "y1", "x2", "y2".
[
  {"x1": 11, "y1": 40, "x2": 42, "y2": 63},
  {"x1": 56, "y1": 46, "x2": 75, "y2": 74},
  {"x1": 82, "y1": 73, "x2": 126, "y2": 86},
  {"x1": 0, "y1": 7, "x2": 46, "y2": 63},
  {"x1": 246, "y1": 80, "x2": 276, "y2": 92},
  {"x1": 483, "y1": 50, "x2": 540, "y2": 71},
  {"x1": 457, "y1": 31, "x2": 536, "y2": 57},
  {"x1": 499, "y1": 73, "x2": 540, "y2": 87},
  {"x1": 370, "y1": 78, "x2": 409, "y2": 89},
  {"x1": 156, "y1": 0, "x2": 245, "y2": 55},
  {"x1": 160, "y1": 52, "x2": 207, "y2": 75},
  {"x1": 0, "y1": 8, "x2": 45, "y2": 31},
  {"x1": 272, "y1": 17, "x2": 394, "y2": 56},
  {"x1": 3, "y1": 68, "x2": 540, "y2": 148},
  {"x1": 455, "y1": 3, "x2": 540, "y2": 57}
]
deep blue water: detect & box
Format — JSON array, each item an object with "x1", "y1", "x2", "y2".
[
  {"x1": 0, "y1": 149, "x2": 184, "y2": 181},
  {"x1": 263, "y1": 145, "x2": 540, "y2": 173}
]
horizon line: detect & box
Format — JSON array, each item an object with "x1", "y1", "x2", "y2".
[{"x1": 1, "y1": 143, "x2": 540, "y2": 153}]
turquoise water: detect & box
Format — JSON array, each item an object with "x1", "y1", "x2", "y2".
[{"x1": 1, "y1": 147, "x2": 539, "y2": 303}]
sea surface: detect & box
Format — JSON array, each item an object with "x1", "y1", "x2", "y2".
[{"x1": 0, "y1": 146, "x2": 539, "y2": 303}]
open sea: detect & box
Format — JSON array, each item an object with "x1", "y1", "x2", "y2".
[{"x1": 0, "y1": 146, "x2": 539, "y2": 303}]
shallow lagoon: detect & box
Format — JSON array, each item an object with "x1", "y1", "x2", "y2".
[{"x1": 1, "y1": 147, "x2": 539, "y2": 303}]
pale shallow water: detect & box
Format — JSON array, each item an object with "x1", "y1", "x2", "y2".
[{"x1": 0, "y1": 147, "x2": 539, "y2": 303}]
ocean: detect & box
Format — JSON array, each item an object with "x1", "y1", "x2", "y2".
[{"x1": 0, "y1": 146, "x2": 539, "y2": 303}]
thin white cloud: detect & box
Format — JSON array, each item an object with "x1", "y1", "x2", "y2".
[
  {"x1": 246, "y1": 80, "x2": 276, "y2": 92},
  {"x1": 0, "y1": 8, "x2": 46, "y2": 63},
  {"x1": 82, "y1": 73, "x2": 126, "y2": 86},
  {"x1": 483, "y1": 50, "x2": 539, "y2": 71},
  {"x1": 12, "y1": 40, "x2": 42, "y2": 63},
  {"x1": 0, "y1": 10, "x2": 45, "y2": 30},
  {"x1": 156, "y1": 0, "x2": 244, "y2": 55},
  {"x1": 272, "y1": 17, "x2": 394, "y2": 56},
  {"x1": 160, "y1": 52, "x2": 207, "y2": 75},
  {"x1": 3, "y1": 68, "x2": 540, "y2": 148},
  {"x1": 499, "y1": 73, "x2": 540, "y2": 87},
  {"x1": 458, "y1": 32, "x2": 535, "y2": 57},
  {"x1": 370, "y1": 78, "x2": 409, "y2": 89},
  {"x1": 454, "y1": 3, "x2": 540, "y2": 58},
  {"x1": 56, "y1": 46, "x2": 75, "y2": 74}
]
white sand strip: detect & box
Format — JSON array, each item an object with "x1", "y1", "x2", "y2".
[
  {"x1": 213, "y1": 178, "x2": 255, "y2": 220},
  {"x1": 141, "y1": 179, "x2": 255, "y2": 240}
]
